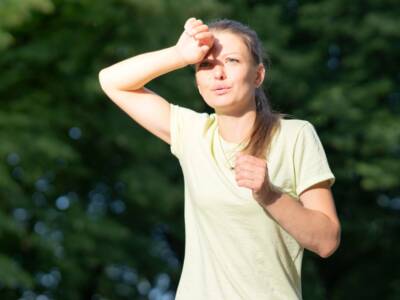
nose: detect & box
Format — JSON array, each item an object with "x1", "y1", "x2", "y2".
[{"x1": 213, "y1": 64, "x2": 226, "y2": 80}]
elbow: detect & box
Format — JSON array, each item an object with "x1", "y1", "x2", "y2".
[
  {"x1": 319, "y1": 222, "x2": 341, "y2": 258},
  {"x1": 98, "y1": 68, "x2": 118, "y2": 92},
  {"x1": 98, "y1": 69, "x2": 109, "y2": 90},
  {"x1": 319, "y1": 243, "x2": 339, "y2": 258}
]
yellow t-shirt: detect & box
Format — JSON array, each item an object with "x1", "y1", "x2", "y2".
[{"x1": 169, "y1": 103, "x2": 335, "y2": 300}]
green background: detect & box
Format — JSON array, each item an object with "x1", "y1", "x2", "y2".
[{"x1": 1, "y1": 0, "x2": 399, "y2": 299}]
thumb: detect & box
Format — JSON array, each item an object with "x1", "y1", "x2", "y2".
[{"x1": 200, "y1": 44, "x2": 211, "y2": 55}]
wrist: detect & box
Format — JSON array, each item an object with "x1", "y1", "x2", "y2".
[
  {"x1": 172, "y1": 46, "x2": 189, "y2": 68},
  {"x1": 254, "y1": 184, "x2": 282, "y2": 206},
  {"x1": 265, "y1": 188, "x2": 282, "y2": 205}
]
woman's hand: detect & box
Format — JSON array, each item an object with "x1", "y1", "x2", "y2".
[
  {"x1": 175, "y1": 17, "x2": 214, "y2": 66},
  {"x1": 234, "y1": 153, "x2": 277, "y2": 205}
]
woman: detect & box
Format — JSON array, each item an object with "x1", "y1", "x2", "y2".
[{"x1": 99, "y1": 17, "x2": 341, "y2": 300}]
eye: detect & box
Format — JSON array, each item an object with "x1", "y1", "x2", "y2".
[{"x1": 226, "y1": 57, "x2": 239, "y2": 63}]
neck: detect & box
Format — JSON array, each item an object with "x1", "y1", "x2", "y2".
[{"x1": 215, "y1": 103, "x2": 256, "y2": 144}]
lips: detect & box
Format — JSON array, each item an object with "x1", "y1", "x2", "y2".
[{"x1": 212, "y1": 85, "x2": 231, "y2": 95}]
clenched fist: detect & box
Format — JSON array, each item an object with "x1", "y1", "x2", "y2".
[{"x1": 234, "y1": 152, "x2": 277, "y2": 205}]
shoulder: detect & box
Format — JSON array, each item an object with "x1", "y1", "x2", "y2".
[
  {"x1": 276, "y1": 118, "x2": 311, "y2": 140},
  {"x1": 170, "y1": 103, "x2": 206, "y2": 117},
  {"x1": 170, "y1": 103, "x2": 215, "y2": 134},
  {"x1": 170, "y1": 103, "x2": 211, "y2": 123},
  {"x1": 269, "y1": 117, "x2": 322, "y2": 154},
  {"x1": 280, "y1": 118, "x2": 309, "y2": 130}
]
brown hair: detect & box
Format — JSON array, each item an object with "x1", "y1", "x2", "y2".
[{"x1": 206, "y1": 19, "x2": 286, "y2": 159}]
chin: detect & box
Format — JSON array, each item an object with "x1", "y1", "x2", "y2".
[
  {"x1": 205, "y1": 96, "x2": 235, "y2": 108},
  {"x1": 206, "y1": 102, "x2": 230, "y2": 112}
]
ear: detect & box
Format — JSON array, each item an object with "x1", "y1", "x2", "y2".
[{"x1": 254, "y1": 63, "x2": 265, "y2": 87}]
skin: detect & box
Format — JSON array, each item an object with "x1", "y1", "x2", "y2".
[
  {"x1": 187, "y1": 23, "x2": 271, "y2": 198},
  {"x1": 194, "y1": 31, "x2": 263, "y2": 116},
  {"x1": 176, "y1": 18, "x2": 341, "y2": 258},
  {"x1": 176, "y1": 18, "x2": 264, "y2": 146},
  {"x1": 100, "y1": 15, "x2": 341, "y2": 257}
]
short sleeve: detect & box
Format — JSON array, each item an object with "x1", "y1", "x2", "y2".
[
  {"x1": 169, "y1": 103, "x2": 203, "y2": 159},
  {"x1": 293, "y1": 121, "x2": 335, "y2": 196}
]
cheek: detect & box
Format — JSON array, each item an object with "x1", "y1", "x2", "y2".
[
  {"x1": 242, "y1": 67, "x2": 257, "y2": 81},
  {"x1": 198, "y1": 87, "x2": 204, "y2": 98},
  {"x1": 195, "y1": 74, "x2": 202, "y2": 88},
  {"x1": 230, "y1": 66, "x2": 251, "y2": 81},
  {"x1": 234, "y1": 73, "x2": 256, "y2": 97},
  {"x1": 195, "y1": 75, "x2": 209, "y2": 92},
  {"x1": 195, "y1": 81, "x2": 205, "y2": 98},
  {"x1": 235, "y1": 71, "x2": 254, "y2": 88}
]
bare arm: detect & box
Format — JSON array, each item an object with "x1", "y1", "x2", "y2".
[
  {"x1": 98, "y1": 47, "x2": 186, "y2": 144},
  {"x1": 99, "y1": 46, "x2": 186, "y2": 91},
  {"x1": 98, "y1": 18, "x2": 214, "y2": 144},
  {"x1": 259, "y1": 180, "x2": 341, "y2": 258}
]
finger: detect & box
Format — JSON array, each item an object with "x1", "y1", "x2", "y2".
[
  {"x1": 192, "y1": 24, "x2": 209, "y2": 34},
  {"x1": 185, "y1": 18, "x2": 203, "y2": 32},
  {"x1": 236, "y1": 179, "x2": 255, "y2": 189},
  {"x1": 236, "y1": 157, "x2": 267, "y2": 171},
  {"x1": 194, "y1": 31, "x2": 213, "y2": 40},
  {"x1": 238, "y1": 169, "x2": 254, "y2": 178},
  {"x1": 236, "y1": 169, "x2": 253, "y2": 178},
  {"x1": 184, "y1": 17, "x2": 196, "y2": 28},
  {"x1": 236, "y1": 172, "x2": 267, "y2": 190},
  {"x1": 200, "y1": 44, "x2": 211, "y2": 54},
  {"x1": 235, "y1": 162, "x2": 266, "y2": 174},
  {"x1": 184, "y1": 18, "x2": 197, "y2": 34},
  {"x1": 193, "y1": 19, "x2": 203, "y2": 26},
  {"x1": 187, "y1": 24, "x2": 208, "y2": 37},
  {"x1": 236, "y1": 170, "x2": 264, "y2": 184},
  {"x1": 235, "y1": 154, "x2": 251, "y2": 166},
  {"x1": 235, "y1": 152, "x2": 245, "y2": 161}
]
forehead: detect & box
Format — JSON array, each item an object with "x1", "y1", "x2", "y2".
[{"x1": 204, "y1": 31, "x2": 250, "y2": 59}]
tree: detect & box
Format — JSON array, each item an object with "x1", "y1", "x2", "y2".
[{"x1": 0, "y1": 0, "x2": 399, "y2": 299}]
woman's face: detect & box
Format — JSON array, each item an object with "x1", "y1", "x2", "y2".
[{"x1": 195, "y1": 30, "x2": 264, "y2": 114}]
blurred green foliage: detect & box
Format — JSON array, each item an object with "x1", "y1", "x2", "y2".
[{"x1": 0, "y1": 0, "x2": 399, "y2": 299}]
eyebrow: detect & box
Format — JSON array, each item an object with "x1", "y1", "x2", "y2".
[
  {"x1": 203, "y1": 52, "x2": 242, "y2": 60},
  {"x1": 218, "y1": 52, "x2": 242, "y2": 58},
  {"x1": 221, "y1": 52, "x2": 241, "y2": 56}
]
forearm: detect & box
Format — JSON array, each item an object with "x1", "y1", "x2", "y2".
[
  {"x1": 259, "y1": 190, "x2": 340, "y2": 257},
  {"x1": 99, "y1": 46, "x2": 186, "y2": 91}
]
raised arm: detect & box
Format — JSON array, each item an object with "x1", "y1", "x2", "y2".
[{"x1": 98, "y1": 17, "x2": 214, "y2": 144}]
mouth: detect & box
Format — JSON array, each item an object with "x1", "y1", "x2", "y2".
[{"x1": 213, "y1": 86, "x2": 231, "y2": 95}]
